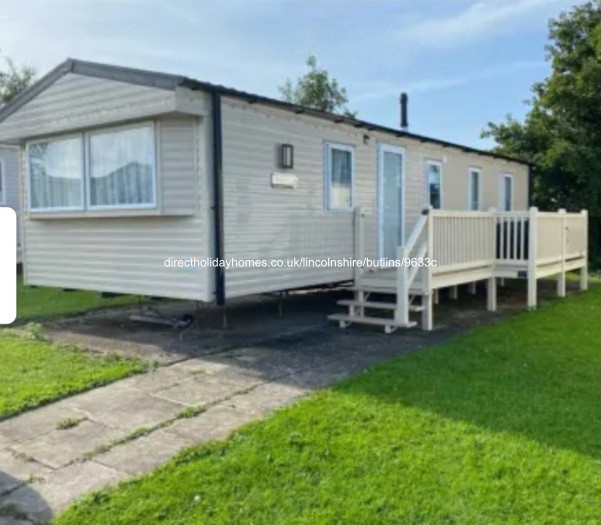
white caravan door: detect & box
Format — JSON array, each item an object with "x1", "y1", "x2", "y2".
[{"x1": 378, "y1": 144, "x2": 405, "y2": 261}]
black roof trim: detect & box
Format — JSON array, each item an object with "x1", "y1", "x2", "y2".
[{"x1": 0, "y1": 58, "x2": 530, "y2": 166}]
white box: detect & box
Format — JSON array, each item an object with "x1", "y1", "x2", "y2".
[{"x1": 0, "y1": 208, "x2": 16, "y2": 324}]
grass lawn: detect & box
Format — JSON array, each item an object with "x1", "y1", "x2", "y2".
[
  {"x1": 56, "y1": 285, "x2": 601, "y2": 524},
  {"x1": 0, "y1": 330, "x2": 145, "y2": 421},
  {"x1": 17, "y1": 275, "x2": 142, "y2": 324}
]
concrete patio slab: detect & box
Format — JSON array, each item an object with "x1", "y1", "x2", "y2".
[
  {"x1": 225, "y1": 382, "x2": 308, "y2": 417},
  {"x1": 0, "y1": 450, "x2": 52, "y2": 495},
  {"x1": 0, "y1": 403, "x2": 84, "y2": 444},
  {"x1": 62, "y1": 385, "x2": 185, "y2": 432},
  {"x1": 11, "y1": 420, "x2": 123, "y2": 469},
  {"x1": 165, "y1": 405, "x2": 257, "y2": 442},
  {"x1": 1, "y1": 461, "x2": 126, "y2": 523},
  {"x1": 0, "y1": 435, "x2": 13, "y2": 452},
  {"x1": 151, "y1": 373, "x2": 262, "y2": 407},
  {"x1": 94, "y1": 429, "x2": 195, "y2": 476},
  {"x1": 118, "y1": 365, "x2": 196, "y2": 393}
]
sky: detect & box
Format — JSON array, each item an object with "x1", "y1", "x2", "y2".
[{"x1": 0, "y1": 0, "x2": 580, "y2": 148}]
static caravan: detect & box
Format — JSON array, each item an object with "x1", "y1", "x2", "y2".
[
  {"x1": 0, "y1": 59, "x2": 587, "y2": 331},
  {"x1": 0, "y1": 144, "x2": 21, "y2": 263}
]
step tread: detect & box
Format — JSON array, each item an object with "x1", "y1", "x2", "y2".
[
  {"x1": 328, "y1": 313, "x2": 417, "y2": 328},
  {"x1": 345, "y1": 286, "x2": 427, "y2": 295},
  {"x1": 338, "y1": 299, "x2": 396, "y2": 309},
  {"x1": 338, "y1": 299, "x2": 425, "y2": 313}
]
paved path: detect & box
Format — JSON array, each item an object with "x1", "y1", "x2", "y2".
[{"x1": 0, "y1": 325, "x2": 463, "y2": 524}]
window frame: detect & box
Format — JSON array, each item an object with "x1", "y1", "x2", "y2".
[
  {"x1": 0, "y1": 158, "x2": 5, "y2": 206},
  {"x1": 26, "y1": 132, "x2": 86, "y2": 213},
  {"x1": 425, "y1": 159, "x2": 443, "y2": 209},
  {"x1": 468, "y1": 166, "x2": 482, "y2": 211},
  {"x1": 501, "y1": 172, "x2": 514, "y2": 212},
  {"x1": 26, "y1": 121, "x2": 158, "y2": 214},
  {"x1": 324, "y1": 141, "x2": 355, "y2": 212},
  {"x1": 85, "y1": 121, "x2": 158, "y2": 211}
]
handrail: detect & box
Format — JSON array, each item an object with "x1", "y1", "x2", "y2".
[
  {"x1": 395, "y1": 209, "x2": 430, "y2": 325},
  {"x1": 404, "y1": 211, "x2": 428, "y2": 257}
]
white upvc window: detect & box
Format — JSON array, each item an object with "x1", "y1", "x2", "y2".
[
  {"x1": 468, "y1": 167, "x2": 481, "y2": 211},
  {"x1": 28, "y1": 134, "x2": 84, "y2": 211},
  {"x1": 425, "y1": 160, "x2": 442, "y2": 209},
  {"x1": 87, "y1": 123, "x2": 156, "y2": 210},
  {"x1": 325, "y1": 142, "x2": 354, "y2": 211},
  {"x1": 27, "y1": 121, "x2": 157, "y2": 213},
  {"x1": 0, "y1": 159, "x2": 5, "y2": 205},
  {"x1": 501, "y1": 173, "x2": 513, "y2": 212}
]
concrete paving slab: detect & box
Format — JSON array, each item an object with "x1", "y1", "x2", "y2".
[
  {"x1": 1, "y1": 461, "x2": 126, "y2": 522},
  {"x1": 0, "y1": 450, "x2": 52, "y2": 495},
  {"x1": 151, "y1": 373, "x2": 261, "y2": 407},
  {"x1": 165, "y1": 405, "x2": 256, "y2": 442},
  {"x1": 224, "y1": 381, "x2": 308, "y2": 417},
  {"x1": 0, "y1": 435, "x2": 12, "y2": 451},
  {"x1": 63, "y1": 386, "x2": 184, "y2": 432},
  {"x1": 11, "y1": 420, "x2": 123, "y2": 469},
  {"x1": 0, "y1": 403, "x2": 84, "y2": 444},
  {"x1": 118, "y1": 365, "x2": 194, "y2": 394},
  {"x1": 95, "y1": 429, "x2": 195, "y2": 476},
  {"x1": 168, "y1": 358, "x2": 230, "y2": 376}
]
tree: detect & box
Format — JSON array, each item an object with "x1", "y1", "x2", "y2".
[
  {"x1": 482, "y1": 1, "x2": 601, "y2": 262},
  {"x1": 0, "y1": 55, "x2": 36, "y2": 106},
  {"x1": 279, "y1": 56, "x2": 356, "y2": 117}
]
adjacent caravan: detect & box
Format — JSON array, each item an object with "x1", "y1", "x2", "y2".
[
  {"x1": 0, "y1": 144, "x2": 21, "y2": 263},
  {"x1": 0, "y1": 59, "x2": 586, "y2": 331}
]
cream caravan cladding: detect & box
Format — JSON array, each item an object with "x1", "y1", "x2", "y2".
[
  {"x1": 0, "y1": 145, "x2": 21, "y2": 262},
  {"x1": 0, "y1": 58, "x2": 529, "y2": 304},
  {"x1": 0, "y1": 69, "x2": 214, "y2": 301},
  {"x1": 220, "y1": 97, "x2": 528, "y2": 298}
]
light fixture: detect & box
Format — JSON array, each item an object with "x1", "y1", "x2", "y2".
[
  {"x1": 363, "y1": 134, "x2": 370, "y2": 145},
  {"x1": 280, "y1": 143, "x2": 294, "y2": 169}
]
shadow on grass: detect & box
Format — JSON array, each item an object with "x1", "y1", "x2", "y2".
[{"x1": 334, "y1": 283, "x2": 601, "y2": 459}]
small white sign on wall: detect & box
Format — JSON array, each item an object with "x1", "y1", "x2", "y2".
[
  {"x1": 0, "y1": 208, "x2": 16, "y2": 324},
  {"x1": 271, "y1": 172, "x2": 298, "y2": 189}
]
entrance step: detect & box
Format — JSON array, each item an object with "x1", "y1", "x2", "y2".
[
  {"x1": 327, "y1": 313, "x2": 417, "y2": 333},
  {"x1": 337, "y1": 299, "x2": 424, "y2": 313}
]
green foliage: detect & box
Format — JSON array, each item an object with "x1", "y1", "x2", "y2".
[
  {"x1": 0, "y1": 54, "x2": 35, "y2": 106},
  {"x1": 56, "y1": 417, "x2": 87, "y2": 430},
  {"x1": 0, "y1": 331, "x2": 144, "y2": 421},
  {"x1": 56, "y1": 285, "x2": 601, "y2": 524},
  {"x1": 482, "y1": 1, "x2": 601, "y2": 262},
  {"x1": 279, "y1": 56, "x2": 356, "y2": 117}
]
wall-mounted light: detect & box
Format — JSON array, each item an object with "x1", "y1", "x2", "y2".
[
  {"x1": 280, "y1": 143, "x2": 294, "y2": 169},
  {"x1": 363, "y1": 134, "x2": 370, "y2": 145}
]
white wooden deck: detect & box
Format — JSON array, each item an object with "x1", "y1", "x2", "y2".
[{"x1": 329, "y1": 207, "x2": 588, "y2": 333}]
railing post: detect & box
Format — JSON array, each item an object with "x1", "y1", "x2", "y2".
[
  {"x1": 422, "y1": 208, "x2": 433, "y2": 331},
  {"x1": 557, "y1": 208, "x2": 566, "y2": 297},
  {"x1": 353, "y1": 206, "x2": 364, "y2": 285},
  {"x1": 581, "y1": 209, "x2": 588, "y2": 291},
  {"x1": 527, "y1": 206, "x2": 538, "y2": 309},
  {"x1": 395, "y1": 246, "x2": 408, "y2": 325}
]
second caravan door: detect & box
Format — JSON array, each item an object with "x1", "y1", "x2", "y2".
[{"x1": 378, "y1": 144, "x2": 405, "y2": 260}]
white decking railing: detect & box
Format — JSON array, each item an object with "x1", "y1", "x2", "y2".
[{"x1": 351, "y1": 206, "x2": 588, "y2": 331}]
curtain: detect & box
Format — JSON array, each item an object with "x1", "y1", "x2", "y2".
[
  {"x1": 89, "y1": 125, "x2": 155, "y2": 207},
  {"x1": 330, "y1": 148, "x2": 352, "y2": 208},
  {"x1": 29, "y1": 138, "x2": 83, "y2": 210},
  {"x1": 470, "y1": 171, "x2": 479, "y2": 210},
  {"x1": 428, "y1": 165, "x2": 441, "y2": 209}
]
